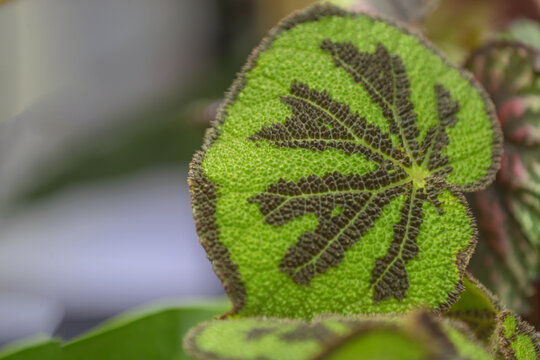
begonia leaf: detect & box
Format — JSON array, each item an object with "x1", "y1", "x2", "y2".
[{"x1": 189, "y1": 3, "x2": 501, "y2": 318}]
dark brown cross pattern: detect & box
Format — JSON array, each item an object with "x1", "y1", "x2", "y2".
[{"x1": 248, "y1": 40, "x2": 460, "y2": 302}]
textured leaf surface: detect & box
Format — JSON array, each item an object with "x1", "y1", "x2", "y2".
[
  {"x1": 466, "y1": 41, "x2": 540, "y2": 314},
  {"x1": 189, "y1": 3, "x2": 501, "y2": 318},
  {"x1": 445, "y1": 273, "x2": 502, "y2": 343},
  {"x1": 496, "y1": 311, "x2": 540, "y2": 360},
  {"x1": 184, "y1": 312, "x2": 492, "y2": 360}
]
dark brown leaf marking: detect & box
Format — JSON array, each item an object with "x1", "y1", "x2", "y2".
[
  {"x1": 422, "y1": 83, "x2": 460, "y2": 172},
  {"x1": 250, "y1": 80, "x2": 409, "y2": 166},
  {"x1": 245, "y1": 326, "x2": 280, "y2": 341},
  {"x1": 245, "y1": 323, "x2": 339, "y2": 344},
  {"x1": 279, "y1": 185, "x2": 407, "y2": 285},
  {"x1": 249, "y1": 42, "x2": 461, "y2": 302},
  {"x1": 321, "y1": 40, "x2": 421, "y2": 165},
  {"x1": 280, "y1": 323, "x2": 339, "y2": 343},
  {"x1": 370, "y1": 185, "x2": 424, "y2": 302}
]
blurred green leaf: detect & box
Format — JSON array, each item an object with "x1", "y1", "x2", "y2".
[
  {"x1": 0, "y1": 299, "x2": 230, "y2": 360},
  {"x1": 184, "y1": 312, "x2": 492, "y2": 360},
  {"x1": 0, "y1": 337, "x2": 60, "y2": 360},
  {"x1": 61, "y1": 300, "x2": 229, "y2": 360}
]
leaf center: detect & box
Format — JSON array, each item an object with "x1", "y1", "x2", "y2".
[{"x1": 407, "y1": 164, "x2": 430, "y2": 189}]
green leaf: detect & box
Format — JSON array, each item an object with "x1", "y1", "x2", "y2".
[
  {"x1": 184, "y1": 312, "x2": 493, "y2": 360},
  {"x1": 61, "y1": 300, "x2": 229, "y2": 360},
  {"x1": 0, "y1": 337, "x2": 60, "y2": 360},
  {"x1": 190, "y1": 3, "x2": 501, "y2": 318},
  {"x1": 444, "y1": 273, "x2": 502, "y2": 343},
  {"x1": 322, "y1": 315, "x2": 494, "y2": 360},
  {"x1": 496, "y1": 311, "x2": 540, "y2": 360},
  {"x1": 184, "y1": 316, "x2": 350, "y2": 360},
  {"x1": 466, "y1": 41, "x2": 540, "y2": 314},
  {"x1": 441, "y1": 323, "x2": 494, "y2": 360},
  {"x1": 443, "y1": 273, "x2": 540, "y2": 359},
  {"x1": 0, "y1": 300, "x2": 230, "y2": 360},
  {"x1": 320, "y1": 325, "x2": 434, "y2": 360}
]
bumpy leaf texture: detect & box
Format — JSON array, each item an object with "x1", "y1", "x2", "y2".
[
  {"x1": 189, "y1": 4, "x2": 501, "y2": 318},
  {"x1": 183, "y1": 312, "x2": 492, "y2": 360},
  {"x1": 496, "y1": 311, "x2": 540, "y2": 360},
  {"x1": 466, "y1": 41, "x2": 540, "y2": 315}
]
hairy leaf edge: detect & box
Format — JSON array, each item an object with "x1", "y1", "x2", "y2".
[
  {"x1": 496, "y1": 310, "x2": 540, "y2": 360},
  {"x1": 444, "y1": 272, "x2": 504, "y2": 347}
]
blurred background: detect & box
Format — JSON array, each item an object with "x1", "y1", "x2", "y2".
[{"x1": 0, "y1": 0, "x2": 539, "y2": 346}]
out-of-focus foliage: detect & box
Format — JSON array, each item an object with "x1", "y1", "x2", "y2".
[
  {"x1": 0, "y1": 338, "x2": 60, "y2": 360},
  {"x1": 61, "y1": 301, "x2": 229, "y2": 360},
  {"x1": 0, "y1": 300, "x2": 230, "y2": 360},
  {"x1": 15, "y1": 107, "x2": 205, "y2": 203},
  {"x1": 9, "y1": 59, "x2": 238, "y2": 205},
  {"x1": 184, "y1": 312, "x2": 492, "y2": 360},
  {"x1": 466, "y1": 40, "x2": 540, "y2": 316},
  {"x1": 501, "y1": 18, "x2": 540, "y2": 51},
  {"x1": 423, "y1": 0, "x2": 499, "y2": 64}
]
